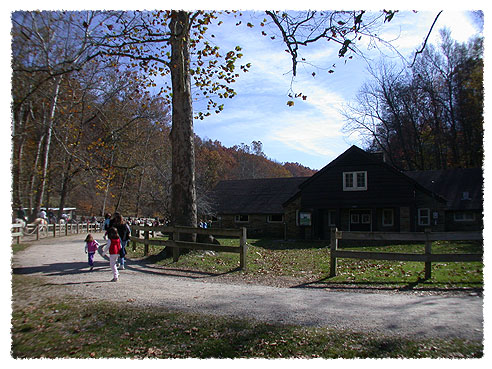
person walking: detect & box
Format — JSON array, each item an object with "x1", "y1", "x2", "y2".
[
  {"x1": 102, "y1": 227, "x2": 121, "y2": 282},
  {"x1": 113, "y1": 213, "x2": 131, "y2": 270},
  {"x1": 84, "y1": 234, "x2": 100, "y2": 271},
  {"x1": 102, "y1": 213, "x2": 111, "y2": 240}
]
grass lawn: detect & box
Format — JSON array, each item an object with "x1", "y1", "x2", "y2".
[
  {"x1": 127, "y1": 237, "x2": 483, "y2": 291},
  {"x1": 11, "y1": 274, "x2": 483, "y2": 359}
]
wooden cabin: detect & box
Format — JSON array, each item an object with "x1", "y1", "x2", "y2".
[
  {"x1": 209, "y1": 177, "x2": 308, "y2": 237},
  {"x1": 211, "y1": 146, "x2": 483, "y2": 240}
]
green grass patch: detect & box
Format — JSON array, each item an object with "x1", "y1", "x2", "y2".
[
  {"x1": 127, "y1": 238, "x2": 483, "y2": 290},
  {"x1": 11, "y1": 242, "x2": 30, "y2": 254},
  {"x1": 331, "y1": 241, "x2": 483, "y2": 289},
  {"x1": 11, "y1": 274, "x2": 483, "y2": 359}
]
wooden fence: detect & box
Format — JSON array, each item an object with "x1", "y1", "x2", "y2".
[
  {"x1": 11, "y1": 224, "x2": 23, "y2": 244},
  {"x1": 130, "y1": 225, "x2": 248, "y2": 269},
  {"x1": 329, "y1": 228, "x2": 483, "y2": 279},
  {"x1": 11, "y1": 221, "x2": 101, "y2": 243}
]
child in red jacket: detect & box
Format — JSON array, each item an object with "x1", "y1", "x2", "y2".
[{"x1": 102, "y1": 227, "x2": 121, "y2": 282}]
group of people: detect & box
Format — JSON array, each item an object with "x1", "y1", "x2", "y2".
[
  {"x1": 15, "y1": 207, "x2": 70, "y2": 224},
  {"x1": 83, "y1": 212, "x2": 131, "y2": 282},
  {"x1": 199, "y1": 219, "x2": 211, "y2": 229}
]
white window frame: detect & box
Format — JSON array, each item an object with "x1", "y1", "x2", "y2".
[
  {"x1": 343, "y1": 171, "x2": 367, "y2": 191},
  {"x1": 382, "y1": 209, "x2": 394, "y2": 227},
  {"x1": 351, "y1": 213, "x2": 360, "y2": 224},
  {"x1": 361, "y1": 213, "x2": 371, "y2": 224},
  {"x1": 235, "y1": 215, "x2": 249, "y2": 223},
  {"x1": 267, "y1": 214, "x2": 284, "y2": 223},
  {"x1": 454, "y1": 212, "x2": 476, "y2": 222},
  {"x1": 418, "y1": 208, "x2": 430, "y2": 226}
]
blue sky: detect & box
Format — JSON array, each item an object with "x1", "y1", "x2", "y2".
[{"x1": 188, "y1": 7, "x2": 484, "y2": 170}]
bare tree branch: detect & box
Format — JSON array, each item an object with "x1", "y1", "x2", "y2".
[{"x1": 410, "y1": 11, "x2": 443, "y2": 67}]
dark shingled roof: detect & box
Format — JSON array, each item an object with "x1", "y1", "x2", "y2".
[
  {"x1": 405, "y1": 168, "x2": 483, "y2": 210},
  {"x1": 210, "y1": 177, "x2": 309, "y2": 214}
]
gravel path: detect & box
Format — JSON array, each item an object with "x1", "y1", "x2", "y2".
[{"x1": 12, "y1": 233, "x2": 484, "y2": 341}]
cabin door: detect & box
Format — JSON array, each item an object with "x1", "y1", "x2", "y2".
[{"x1": 349, "y1": 209, "x2": 372, "y2": 231}]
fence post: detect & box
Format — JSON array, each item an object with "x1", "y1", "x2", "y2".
[
  {"x1": 53, "y1": 223, "x2": 57, "y2": 238},
  {"x1": 36, "y1": 225, "x2": 40, "y2": 241},
  {"x1": 144, "y1": 230, "x2": 149, "y2": 256},
  {"x1": 239, "y1": 227, "x2": 247, "y2": 269},
  {"x1": 424, "y1": 228, "x2": 432, "y2": 280},
  {"x1": 132, "y1": 228, "x2": 138, "y2": 251},
  {"x1": 172, "y1": 231, "x2": 180, "y2": 262},
  {"x1": 329, "y1": 227, "x2": 338, "y2": 277}
]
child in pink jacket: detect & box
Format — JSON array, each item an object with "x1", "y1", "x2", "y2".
[{"x1": 84, "y1": 234, "x2": 100, "y2": 271}]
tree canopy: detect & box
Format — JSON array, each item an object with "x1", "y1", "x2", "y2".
[{"x1": 342, "y1": 30, "x2": 483, "y2": 170}]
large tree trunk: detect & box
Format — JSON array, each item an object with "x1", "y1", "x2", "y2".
[{"x1": 169, "y1": 11, "x2": 197, "y2": 233}]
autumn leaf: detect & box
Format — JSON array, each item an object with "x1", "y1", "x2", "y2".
[{"x1": 287, "y1": 101, "x2": 294, "y2": 107}]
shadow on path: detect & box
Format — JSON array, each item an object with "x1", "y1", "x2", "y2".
[
  {"x1": 290, "y1": 276, "x2": 483, "y2": 295},
  {"x1": 12, "y1": 260, "x2": 108, "y2": 276},
  {"x1": 124, "y1": 259, "x2": 241, "y2": 280},
  {"x1": 12, "y1": 256, "x2": 240, "y2": 281}
]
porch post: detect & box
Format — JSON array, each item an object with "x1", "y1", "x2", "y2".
[
  {"x1": 329, "y1": 227, "x2": 338, "y2": 277},
  {"x1": 424, "y1": 228, "x2": 432, "y2": 279}
]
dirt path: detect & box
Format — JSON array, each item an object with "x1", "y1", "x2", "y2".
[{"x1": 12, "y1": 233, "x2": 484, "y2": 341}]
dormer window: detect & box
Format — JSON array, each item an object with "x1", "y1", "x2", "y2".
[{"x1": 343, "y1": 171, "x2": 367, "y2": 191}]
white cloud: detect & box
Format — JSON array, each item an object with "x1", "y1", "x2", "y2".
[{"x1": 194, "y1": 9, "x2": 483, "y2": 170}]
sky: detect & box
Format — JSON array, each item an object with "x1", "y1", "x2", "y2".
[{"x1": 187, "y1": 7, "x2": 484, "y2": 170}]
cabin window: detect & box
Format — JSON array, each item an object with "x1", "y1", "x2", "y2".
[
  {"x1": 298, "y1": 212, "x2": 312, "y2": 226},
  {"x1": 418, "y1": 208, "x2": 430, "y2": 226},
  {"x1": 454, "y1": 212, "x2": 475, "y2": 222},
  {"x1": 351, "y1": 214, "x2": 360, "y2": 224},
  {"x1": 235, "y1": 215, "x2": 249, "y2": 223},
  {"x1": 267, "y1": 214, "x2": 284, "y2": 223},
  {"x1": 343, "y1": 171, "x2": 367, "y2": 191},
  {"x1": 382, "y1": 209, "x2": 394, "y2": 226},
  {"x1": 361, "y1": 213, "x2": 371, "y2": 224}
]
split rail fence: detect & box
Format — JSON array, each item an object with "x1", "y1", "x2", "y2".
[
  {"x1": 11, "y1": 222, "x2": 101, "y2": 243},
  {"x1": 329, "y1": 228, "x2": 483, "y2": 279},
  {"x1": 130, "y1": 225, "x2": 248, "y2": 269}
]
